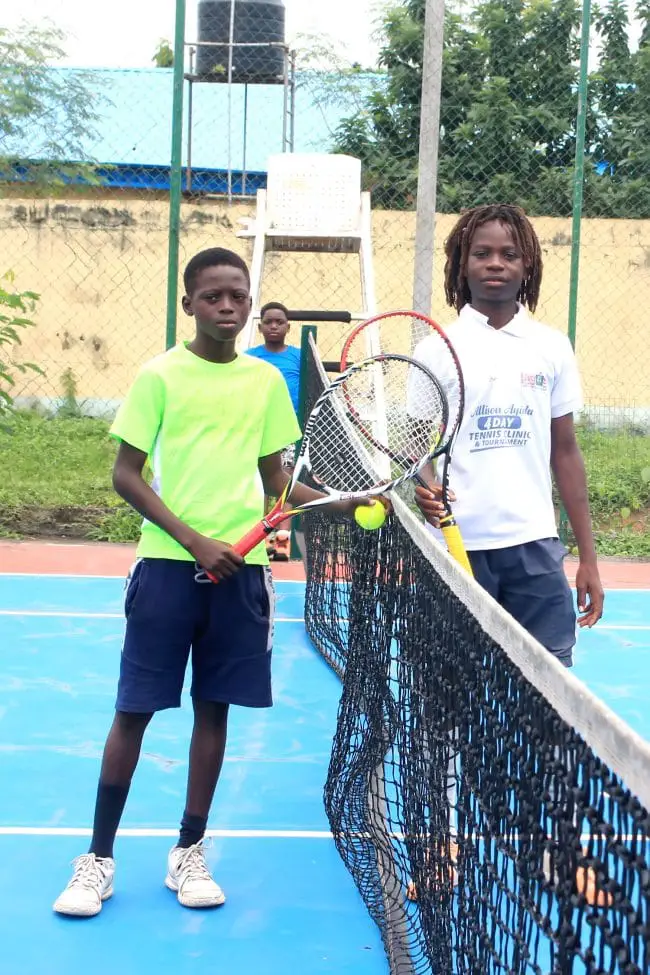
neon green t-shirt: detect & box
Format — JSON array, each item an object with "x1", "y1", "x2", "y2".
[{"x1": 110, "y1": 343, "x2": 302, "y2": 564}]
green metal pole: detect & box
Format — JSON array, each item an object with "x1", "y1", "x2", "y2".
[
  {"x1": 560, "y1": 0, "x2": 591, "y2": 543},
  {"x1": 165, "y1": 0, "x2": 187, "y2": 350}
]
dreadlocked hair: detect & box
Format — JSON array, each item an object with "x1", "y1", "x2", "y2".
[{"x1": 444, "y1": 204, "x2": 543, "y2": 313}]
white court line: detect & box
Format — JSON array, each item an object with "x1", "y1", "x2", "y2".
[
  {"x1": 597, "y1": 625, "x2": 650, "y2": 631},
  {"x1": 2, "y1": 611, "x2": 648, "y2": 630},
  {"x1": 2, "y1": 572, "x2": 650, "y2": 594},
  {"x1": 0, "y1": 610, "x2": 306, "y2": 622},
  {"x1": 0, "y1": 573, "x2": 129, "y2": 580},
  {"x1": 0, "y1": 610, "x2": 123, "y2": 619},
  {"x1": 0, "y1": 826, "x2": 639, "y2": 844},
  {"x1": 0, "y1": 573, "x2": 312, "y2": 584},
  {"x1": 0, "y1": 827, "x2": 332, "y2": 839}
]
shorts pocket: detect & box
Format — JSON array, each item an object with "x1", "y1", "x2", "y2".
[
  {"x1": 124, "y1": 559, "x2": 146, "y2": 618},
  {"x1": 260, "y1": 566, "x2": 275, "y2": 621}
]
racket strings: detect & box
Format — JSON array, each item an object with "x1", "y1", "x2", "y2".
[
  {"x1": 307, "y1": 357, "x2": 447, "y2": 490},
  {"x1": 306, "y1": 394, "x2": 382, "y2": 493},
  {"x1": 341, "y1": 313, "x2": 464, "y2": 436}
]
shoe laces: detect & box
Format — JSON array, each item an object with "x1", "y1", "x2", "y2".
[
  {"x1": 68, "y1": 853, "x2": 107, "y2": 890},
  {"x1": 177, "y1": 841, "x2": 213, "y2": 883}
]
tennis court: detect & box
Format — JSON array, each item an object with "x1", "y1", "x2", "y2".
[
  {"x1": 1, "y1": 540, "x2": 649, "y2": 974},
  {"x1": 0, "y1": 544, "x2": 384, "y2": 975}
]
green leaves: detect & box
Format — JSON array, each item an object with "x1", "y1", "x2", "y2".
[
  {"x1": 331, "y1": 0, "x2": 650, "y2": 217},
  {"x1": 0, "y1": 22, "x2": 101, "y2": 191},
  {"x1": 0, "y1": 272, "x2": 44, "y2": 418}
]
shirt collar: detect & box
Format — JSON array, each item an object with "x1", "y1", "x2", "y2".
[{"x1": 459, "y1": 302, "x2": 529, "y2": 337}]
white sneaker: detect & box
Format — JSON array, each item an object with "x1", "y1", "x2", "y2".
[
  {"x1": 53, "y1": 853, "x2": 115, "y2": 917},
  {"x1": 165, "y1": 841, "x2": 226, "y2": 908}
]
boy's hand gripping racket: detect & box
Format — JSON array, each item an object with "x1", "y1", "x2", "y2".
[
  {"x1": 208, "y1": 353, "x2": 449, "y2": 581},
  {"x1": 341, "y1": 311, "x2": 472, "y2": 576}
]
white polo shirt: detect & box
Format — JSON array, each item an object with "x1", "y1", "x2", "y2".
[{"x1": 413, "y1": 304, "x2": 583, "y2": 550}]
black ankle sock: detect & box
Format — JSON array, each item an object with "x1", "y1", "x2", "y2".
[
  {"x1": 88, "y1": 782, "x2": 130, "y2": 859},
  {"x1": 178, "y1": 812, "x2": 208, "y2": 849}
]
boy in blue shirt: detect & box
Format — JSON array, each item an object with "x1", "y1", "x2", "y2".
[
  {"x1": 247, "y1": 302, "x2": 302, "y2": 560},
  {"x1": 247, "y1": 302, "x2": 301, "y2": 416}
]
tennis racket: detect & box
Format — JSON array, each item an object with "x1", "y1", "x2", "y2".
[
  {"x1": 340, "y1": 311, "x2": 472, "y2": 576},
  {"x1": 208, "y1": 353, "x2": 449, "y2": 580}
]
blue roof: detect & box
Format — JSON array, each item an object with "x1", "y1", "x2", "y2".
[{"x1": 2, "y1": 67, "x2": 382, "y2": 188}]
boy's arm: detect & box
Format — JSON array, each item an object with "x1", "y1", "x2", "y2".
[
  {"x1": 550, "y1": 414, "x2": 604, "y2": 628},
  {"x1": 257, "y1": 452, "x2": 383, "y2": 517},
  {"x1": 113, "y1": 441, "x2": 244, "y2": 580}
]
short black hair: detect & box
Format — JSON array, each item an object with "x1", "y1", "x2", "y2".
[
  {"x1": 183, "y1": 247, "x2": 250, "y2": 294},
  {"x1": 260, "y1": 301, "x2": 289, "y2": 319},
  {"x1": 444, "y1": 204, "x2": 543, "y2": 313}
]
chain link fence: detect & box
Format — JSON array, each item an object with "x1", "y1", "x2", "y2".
[{"x1": 1, "y1": 0, "x2": 649, "y2": 551}]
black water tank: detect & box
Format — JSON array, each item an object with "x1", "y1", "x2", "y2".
[{"x1": 196, "y1": 0, "x2": 286, "y2": 84}]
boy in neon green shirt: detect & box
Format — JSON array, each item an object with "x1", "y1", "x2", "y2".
[{"x1": 54, "y1": 247, "x2": 366, "y2": 917}]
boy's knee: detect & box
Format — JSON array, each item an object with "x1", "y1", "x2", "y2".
[
  {"x1": 114, "y1": 710, "x2": 154, "y2": 735},
  {"x1": 192, "y1": 700, "x2": 229, "y2": 727}
]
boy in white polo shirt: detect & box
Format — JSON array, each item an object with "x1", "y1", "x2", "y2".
[
  {"x1": 414, "y1": 204, "x2": 604, "y2": 665},
  {"x1": 409, "y1": 204, "x2": 611, "y2": 910}
]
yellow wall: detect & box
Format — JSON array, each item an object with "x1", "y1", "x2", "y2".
[{"x1": 2, "y1": 195, "x2": 649, "y2": 414}]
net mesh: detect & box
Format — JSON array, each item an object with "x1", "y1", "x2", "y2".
[{"x1": 301, "y1": 337, "x2": 650, "y2": 975}]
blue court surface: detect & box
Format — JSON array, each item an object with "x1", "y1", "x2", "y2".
[{"x1": 1, "y1": 573, "x2": 649, "y2": 975}]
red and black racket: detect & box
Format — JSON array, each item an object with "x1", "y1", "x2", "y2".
[{"x1": 209, "y1": 352, "x2": 449, "y2": 580}]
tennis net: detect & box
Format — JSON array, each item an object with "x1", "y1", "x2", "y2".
[{"x1": 301, "y1": 336, "x2": 650, "y2": 975}]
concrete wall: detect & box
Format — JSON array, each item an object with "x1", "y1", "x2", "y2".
[{"x1": 2, "y1": 195, "x2": 649, "y2": 421}]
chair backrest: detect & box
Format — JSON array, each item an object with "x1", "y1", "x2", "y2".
[{"x1": 265, "y1": 154, "x2": 362, "y2": 236}]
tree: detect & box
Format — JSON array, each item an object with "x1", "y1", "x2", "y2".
[
  {"x1": 592, "y1": 0, "x2": 634, "y2": 169},
  {"x1": 333, "y1": 0, "x2": 430, "y2": 206},
  {"x1": 638, "y1": 0, "x2": 650, "y2": 47},
  {"x1": 585, "y1": 0, "x2": 650, "y2": 216},
  {"x1": 0, "y1": 21, "x2": 100, "y2": 189},
  {"x1": 329, "y1": 0, "x2": 647, "y2": 217},
  {"x1": 152, "y1": 39, "x2": 174, "y2": 68},
  {"x1": 334, "y1": 0, "x2": 582, "y2": 211}
]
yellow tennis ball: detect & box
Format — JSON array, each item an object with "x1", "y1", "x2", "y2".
[{"x1": 354, "y1": 499, "x2": 387, "y2": 531}]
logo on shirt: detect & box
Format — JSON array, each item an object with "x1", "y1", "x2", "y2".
[
  {"x1": 468, "y1": 404, "x2": 533, "y2": 453},
  {"x1": 521, "y1": 371, "x2": 548, "y2": 390}
]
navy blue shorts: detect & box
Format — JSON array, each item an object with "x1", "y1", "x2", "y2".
[
  {"x1": 116, "y1": 559, "x2": 275, "y2": 713},
  {"x1": 468, "y1": 538, "x2": 576, "y2": 667}
]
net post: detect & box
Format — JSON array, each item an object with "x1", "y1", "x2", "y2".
[{"x1": 289, "y1": 325, "x2": 318, "y2": 561}]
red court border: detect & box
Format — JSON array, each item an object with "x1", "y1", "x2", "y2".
[
  {"x1": 0, "y1": 540, "x2": 649, "y2": 588},
  {"x1": 0, "y1": 540, "x2": 306, "y2": 581}
]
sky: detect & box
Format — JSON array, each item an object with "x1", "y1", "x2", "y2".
[
  {"x1": 5, "y1": 0, "x2": 384, "y2": 70},
  {"x1": 4, "y1": 0, "x2": 643, "y2": 71}
]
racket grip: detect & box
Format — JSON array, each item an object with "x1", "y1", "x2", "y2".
[
  {"x1": 232, "y1": 517, "x2": 281, "y2": 558},
  {"x1": 440, "y1": 522, "x2": 474, "y2": 577},
  {"x1": 207, "y1": 511, "x2": 293, "y2": 584}
]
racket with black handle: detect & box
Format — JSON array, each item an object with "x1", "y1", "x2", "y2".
[{"x1": 341, "y1": 311, "x2": 472, "y2": 576}]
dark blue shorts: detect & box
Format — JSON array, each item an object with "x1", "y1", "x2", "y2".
[
  {"x1": 117, "y1": 559, "x2": 275, "y2": 713},
  {"x1": 468, "y1": 538, "x2": 576, "y2": 667}
]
